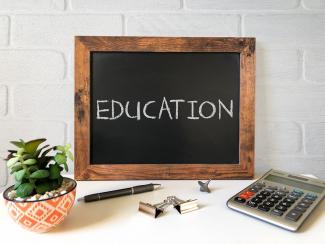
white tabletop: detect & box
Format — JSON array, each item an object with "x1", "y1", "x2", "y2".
[{"x1": 1, "y1": 176, "x2": 324, "y2": 244}]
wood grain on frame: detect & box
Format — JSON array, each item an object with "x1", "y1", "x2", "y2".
[{"x1": 75, "y1": 36, "x2": 255, "y2": 180}]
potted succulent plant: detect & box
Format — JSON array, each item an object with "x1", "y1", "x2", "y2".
[{"x1": 2, "y1": 138, "x2": 77, "y2": 233}]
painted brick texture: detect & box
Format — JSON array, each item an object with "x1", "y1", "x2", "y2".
[
  {"x1": 0, "y1": 50, "x2": 65, "y2": 82},
  {"x1": 127, "y1": 14, "x2": 240, "y2": 36},
  {"x1": 0, "y1": 0, "x2": 65, "y2": 12},
  {"x1": 0, "y1": 16, "x2": 9, "y2": 46}
]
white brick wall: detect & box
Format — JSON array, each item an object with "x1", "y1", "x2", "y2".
[
  {"x1": 305, "y1": 123, "x2": 325, "y2": 155},
  {"x1": 186, "y1": 0, "x2": 300, "y2": 10},
  {"x1": 304, "y1": 50, "x2": 325, "y2": 83},
  {"x1": 256, "y1": 84, "x2": 325, "y2": 119},
  {"x1": 0, "y1": 50, "x2": 65, "y2": 82},
  {"x1": 0, "y1": 120, "x2": 66, "y2": 151},
  {"x1": 70, "y1": 0, "x2": 181, "y2": 11},
  {"x1": 256, "y1": 49, "x2": 301, "y2": 82},
  {"x1": 244, "y1": 15, "x2": 325, "y2": 48},
  {"x1": 126, "y1": 14, "x2": 240, "y2": 36},
  {"x1": 302, "y1": 0, "x2": 325, "y2": 9},
  {"x1": 0, "y1": 16, "x2": 9, "y2": 46},
  {"x1": 0, "y1": 0, "x2": 65, "y2": 12},
  {"x1": 0, "y1": 85, "x2": 7, "y2": 116},
  {"x1": 13, "y1": 84, "x2": 73, "y2": 119},
  {"x1": 12, "y1": 15, "x2": 122, "y2": 51},
  {"x1": 1, "y1": 0, "x2": 325, "y2": 187},
  {"x1": 255, "y1": 121, "x2": 302, "y2": 156}
]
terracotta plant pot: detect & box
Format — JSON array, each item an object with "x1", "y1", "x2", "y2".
[{"x1": 3, "y1": 177, "x2": 76, "y2": 233}]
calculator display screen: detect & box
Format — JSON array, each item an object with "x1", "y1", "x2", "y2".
[{"x1": 265, "y1": 175, "x2": 324, "y2": 193}]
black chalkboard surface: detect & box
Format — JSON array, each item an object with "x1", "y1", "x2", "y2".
[
  {"x1": 75, "y1": 36, "x2": 255, "y2": 180},
  {"x1": 90, "y1": 52, "x2": 240, "y2": 164}
]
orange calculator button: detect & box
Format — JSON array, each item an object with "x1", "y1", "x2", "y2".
[
  {"x1": 240, "y1": 191, "x2": 255, "y2": 199},
  {"x1": 245, "y1": 191, "x2": 255, "y2": 196},
  {"x1": 239, "y1": 194, "x2": 249, "y2": 199}
]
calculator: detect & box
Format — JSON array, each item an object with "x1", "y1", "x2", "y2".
[{"x1": 227, "y1": 169, "x2": 325, "y2": 231}]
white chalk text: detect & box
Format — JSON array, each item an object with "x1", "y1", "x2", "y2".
[{"x1": 96, "y1": 97, "x2": 233, "y2": 120}]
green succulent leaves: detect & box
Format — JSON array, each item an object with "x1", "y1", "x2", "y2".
[
  {"x1": 15, "y1": 168, "x2": 26, "y2": 181},
  {"x1": 55, "y1": 144, "x2": 73, "y2": 170},
  {"x1": 23, "y1": 159, "x2": 37, "y2": 165},
  {"x1": 11, "y1": 138, "x2": 46, "y2": 154},
  {"x1": 54, "y1": 153, "x2": 68, "y2": 171},
  {"x1": 5, "y1": 138, "x2": 73, "y2": 198},
  {"x1": 16, "y1": 183, "x2": 34, "y2": 198},
  {"x1": 49, "y1": 164, "x2": 62, "y2": 179},
  {"x1": 7, "y1": 157, "x2": 19, "y2": 168},
  {"x1": 10, "y1": 140, "x2": 25, "y2": 148},
  {"x1": 54, "y1": 153, "x2": 66, "y2": 164},
  {"x1": 35, "y1": 182, "x2": 51, "y2": 195},
  {"x1": 30, "y1": 169, "x2": 50, "y2": 179}
]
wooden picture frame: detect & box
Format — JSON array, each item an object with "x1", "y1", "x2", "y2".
[{"x1": 75, "y1": 36, "x2": 255, "y2": 180}]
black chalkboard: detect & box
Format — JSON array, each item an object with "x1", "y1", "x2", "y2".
[{"x1": 90, "y1": 52, "x2": 240, "y2": 164}]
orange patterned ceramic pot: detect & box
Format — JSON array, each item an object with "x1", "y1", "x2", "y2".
[{"x1": 3, "y1": 178, "x2": 76, "y2": 233}]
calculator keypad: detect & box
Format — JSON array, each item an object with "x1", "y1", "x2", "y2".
[
  {"x1": 286, "y1": 210, "x2": 302, "y2": 221},
  {"x1": 233, "y1": 183, "x2": 319, "y2": 222}
]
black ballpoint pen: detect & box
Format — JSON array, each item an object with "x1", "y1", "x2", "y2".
[{"x1": 77, "y1": 183, "x2": 161, "y2": 203}]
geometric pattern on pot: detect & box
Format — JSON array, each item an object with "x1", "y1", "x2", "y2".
[{"x1": 5, "y1": 189, "x2": 76, "y2": 233}]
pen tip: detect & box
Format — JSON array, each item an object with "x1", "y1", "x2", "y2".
[{"x1": 77, "y1": 197, "x2": 84, "y2": 202}]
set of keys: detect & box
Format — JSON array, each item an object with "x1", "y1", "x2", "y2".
[{"x1": 139, "y1": 196, "x2": 199, "y2": 218}]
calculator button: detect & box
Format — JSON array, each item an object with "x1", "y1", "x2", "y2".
[
  {"x1": 268, "y1": 198, "x2": 278, "y2": 203},
  {"x1": 239, "y1": 194, "x2": 250, "y2": 199},
  {"x1": 247, "y1": 201, "x2": 258, "y2": 208},
  {"x1": 265, "y1": 186, "x2": 277, "y2": 192},
  {"x1": 272, "y1": 194, "x2": 283, "y2": 200},
  {"x1": 275, "y1": 205, "x2": 287, "y2": 212},
  {"x1": 304, "y1": 195, "x2": 317, "y2": 201},
  {"x1": 245, "y1": 191, "x2": 255, "y2": 196},
  {"x1": 254, "y1": 186, "x2": 263, "y2": 191},
  {"x1": 293, "y1": 189, "x2": 304, "y2": 195},
  {"x1": 263, "y1": 201, "x2": 274, "y2": 207},
  {"x1": 261, "y1": 191, "x2": 271, "y2": 196},
  {"x1": 297, "y1": 202, "x2": 310, "y2": 208},
  {"x1": 283, "y1": 198, "x2": 295, "y2": 204},
  {"x1": 251, "y1": 197, "x2": 262, "y2": 204},
  {"x1": 264, "y1": 188, "x2": 274, "y2": 193},
  {"x1": 254, "y1": 183, "x2": 264, "y2": 189},
  {"x1": 249, "y1": 187, "x2": 259, "y2": 193},
  {"x1": 294, "y1": 206, "x2": 306, "y2": 212},
  {"x1": 275, "y1": 191, "x2": 286, "y2": 197},
  {"x1": 234, "y1": 197, "x2": 246, "y2": 203},
  {"x1": 287, "y1": 194, "x2": 299, "y2": 201},
  {"x1": 286, "y1": 210, "x2": 303, "y2": 222},
  {"x1": 280, "y1": 201, "x2": 292, "y2": 208},
  {"x1": 305, "y1": 193, "x2": 317, "y2": 199},
  {"x1": 271, "y1": 209, "x2": 284, "y2": 216},
  {"x1": 258, "y1": 204, "x2": 270, "y2": 212},
  {"x1": 290, "y1": 193, "x2": 301, "y2": 199},
  {"x1": 301, "y1": 198, "x2": 313, "y2": 205},
  {"x1": 256, "y1": 194, "x2": 266, "y2": 200}
]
